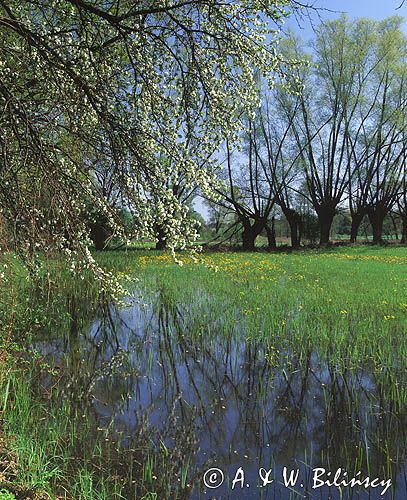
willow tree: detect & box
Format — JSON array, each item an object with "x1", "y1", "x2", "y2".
[
  {"x1": 256, "y1": 89, "x2": 305, "y2": 248},
  {"x1": 288, "y1": 16, "x2": 406, "y2": 246},
  {"x1": 0, "y1": 0, "x2": 301, "y2": 280},
  {"x1": 212, "y1": 121, "x2": 278, "y2": 251},
  {"x1": 347, "y1": 17, "x2": 407, "y2": 243}
]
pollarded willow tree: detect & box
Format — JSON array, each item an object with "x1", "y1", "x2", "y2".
[
  {"x1": 347, "y1": 17, "x2": 407, "y2": 243},
  {"x1": 290, "y1": 18, "x2": 377, "y2": 246},
  {"x1": 215, "y1": 128, "x2": 278, "y2": 251},
  {"x1": 257, "y1": 89, "x2": 305, "y2": 248},
  {"x1": 287, "y1": 16, "x2": 406, "y2": 246},
  {"x1": 0, "y1": 0, "x2": 304, "y2": 280}
]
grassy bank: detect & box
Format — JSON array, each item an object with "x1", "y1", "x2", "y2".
[
  {"x1": 0, "y1": 255, "x2": 127, "y2": 498},
  {"x1": 0, "y1": 246, "x2": 406, "y2": 498}
]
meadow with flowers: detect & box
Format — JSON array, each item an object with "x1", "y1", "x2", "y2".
[
  {"x1": 130, "y1": 246, "x2": 407, "y2": 371},
  {"x1": 0, "y1": 245, "x2": 406, "y2": 498}
]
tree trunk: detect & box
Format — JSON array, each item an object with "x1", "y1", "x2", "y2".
[
  {"x1": 289, "y1": 216, "x2": 301, "y2": 248},
  {"x1": 368, "y1": 208, "x2": 387, "y2": 244},
  {"x1": 400, "y1": 216, "x2": 407, "y2": 244},
  {"x1": 155, "y1": 225, "x2": 167, "y2": 250},
  {"x1": 317, "y1": 209, "x2": 336, "y2": 246},
  {"x1": 156, "y1": 238, "x2": 167, "y2": 250},
  {"x1": 390, "y1": 213, "x2": 399, "y2": 240},
  {"x1": 90, "y1": 222, "x2": 111, "y2": 250},
  {"x1": 241, "y1": 218, "x2": 264, "y2": 251},
  {"x1": 242, "y1": 226, "x2": 257, "y2": 250},
  {"x1": 282, "y1": 208, "x2": 301, "y2": 248},
  {"x1": 265, "y1": 218, "x2": 277, "y2": 250},
  {"x1": 350, "y1": 212, "x2": 364, "y2": 243}
]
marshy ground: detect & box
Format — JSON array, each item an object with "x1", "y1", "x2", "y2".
[{"x1": 0, "y1": 246, "x2": 406, "y2": 499}]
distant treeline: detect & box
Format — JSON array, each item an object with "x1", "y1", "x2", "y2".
[{"x1": 200, "y1": 16, "x2": 407, "y2": 250}]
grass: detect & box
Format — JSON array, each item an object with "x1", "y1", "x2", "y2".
[
  {"x1": 0, "y1": 490, "x2": 16, "y2": 500},
  {"x1": 0, "y1": 245, "x2": 406, "y2": 498},
  {"x1": 0, "y1": 361, "x2": 124, "y2": 498},
  {"x1": 128, "y1": 246, "x2": 407, "y2": 378}
]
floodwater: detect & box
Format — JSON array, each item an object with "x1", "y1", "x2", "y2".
[{"x1": 34, "y1": 290, "x2": 407, "y2": 499}]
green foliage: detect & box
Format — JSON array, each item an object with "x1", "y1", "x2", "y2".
[
  {"x1": 0, "y1": 490, "x2": 16, "y2": 500},
  {"x1": 301, "y1": 212, "x2": 320, "y2": 244}
]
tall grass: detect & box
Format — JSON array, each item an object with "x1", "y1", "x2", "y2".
[{"x1": 0, "y1": 246, "x2": 406, "y2": 498}]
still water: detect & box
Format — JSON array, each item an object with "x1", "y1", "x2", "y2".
[{"x1": 34, "y1": 290, "x2": 407, "y2": 499}]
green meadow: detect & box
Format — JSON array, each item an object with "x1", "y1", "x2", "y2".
[{"x1": 0, "y1": 246, "x2": 406, "y2": 499}]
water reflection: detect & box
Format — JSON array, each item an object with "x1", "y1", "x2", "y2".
[{"x1": 33, "y1": 290, "x2": 407, "y2": 499}]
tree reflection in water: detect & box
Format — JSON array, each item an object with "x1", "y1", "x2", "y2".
[{"x1": 33, "y1": 289, "x2": 407, "y2": 499}]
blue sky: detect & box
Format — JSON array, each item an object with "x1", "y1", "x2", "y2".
[{"x1": 284, "y1": 0, "x2": 406, "y2": 40}]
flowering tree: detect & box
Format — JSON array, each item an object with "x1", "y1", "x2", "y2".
[{"x1": 0, "y1": 0, "x2": 302, "y2": 279}]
